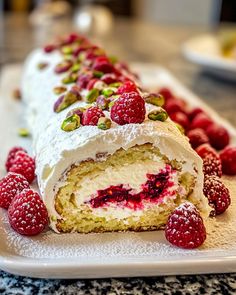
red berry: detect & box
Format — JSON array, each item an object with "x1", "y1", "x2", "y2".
[
  {"x1": 9, "y1": 151, "x2": 35, "y2": 184},
  {"x1": 203, "y1": 175, "x2": 231, "y2": 215},
  {"x1": 187, "y1": 128, "x2": 209, "y2": 149},
  {"x1": 158, "y1": 87, "x2": 174, "y2": 101},
  {"x1": 8, "y1": 189, "x2": 48, "y2": 236},
  {"x1": 190, "y1": 113, "x2": 213, "y2": 130},
  {"x1": 220, "y1": 146, "x2": 236, "y2": 175},
  {"x1": 188, "y1": 107, "x2": 204, "y2": 121},
  {"x1": 196, "y1": 143, "x2": 218, "y2": 159},
  {"x1": 169, "y1": 112, "x2": 190, "y2": 130},
  {"x1": 0, "y1": 173, "x2": 29, "y2": 209},
  {"x1": 110, "y1": 92, "x2": 145, "y2": 125},
  {"x1": 93, "y1": 57, "x2": 113, "y2": 73},
  {"x1": 62, "y1": 33, "x2": 79, "y2": 45},
  {"x1": 206, "y1": 124, "x2": 230, "y2": 150},
  {"x1": 203, "y1": 155, "x2": 222, "y2": 178},
  {"x1": 165, "y1": 202, "x2": 206, "y2": 249},
  {"x1": 77, "y1": 73, "x2": 93, "y2": 89},
  {"x1": 116, "y1": 81, "x2": 138, "y2": 95},
  {"x1": 165, "y1": 99, "x2": 186, "y2": 114},
  {"x1": 82, "y1": 106, "x2": 105, "y2": 126},
  {"x1": 5, "y1": 146, "x2": 27, "y2": 172}
]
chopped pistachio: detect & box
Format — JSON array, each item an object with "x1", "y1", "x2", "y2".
[
  {"x1": 97, "y1": 117, "x2": 111, "y2": 130},
  {"x1": 102, "y1": 87, "x2": 115, "y2": 97},
  {"x1": 61, "y1": 46, "x2": 73, "y2": 55},
  {"x1": 18, "y1": 128, "x2": 30, "y2": 137},
  {"x1": 71, "y1": 63, "x2": 81, "y2": 72},
  {"x1": 109, "y1": 55, "x2": 118, "y2": 64},
  {"x1": 109, "y1": 82, "x2": 122, "y2": 88},
  {"x1": 37, "y1": 62, "x2": 48, "y2": 70},
  {"x1": 148, "y1": 108, "x2": 168, "y2": 122},
  {"x1": 67, "y1": 107, "x2": 85, "y2": 118},
  {"x1": 61, "y1": 75, "x2": 74, "y2": 84},
  {"x1": 144, "y1": 93, "x2": 165, "y2": 107},
  {"x1": 53, "y1": 86, "x2": 67, "y2": 95},
  {"x1": 61, "y1": 114, "x2": 80, "y2": 132},
  {"x1": 54, "y1": 91, "x2": 80, "y2": 113},
  {"x1": 93, "y1": 71, "x2": 104, "y2": 78},
  {"x1": 175, "y1": 123, "x2": 185, "y2": 134},
  {"x1": 86, "y1": 88, "x2": 100, "y2": 103}
]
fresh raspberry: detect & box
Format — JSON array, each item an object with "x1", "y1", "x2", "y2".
[
  {"x1": 206, "y1": 124, "x2": 230, "y2": 150},
  {"x1": 187, "y1": 128, "x2": 209, "y2": 149},
  {"x1": 188, "y1": 107, "x2": 204, "y2": 121},
  {"x1": 8, "y1": 189, "x2": 48, "y2": 236},
  {"x1": 165, "y1": 99, "x2": 186, "y2": 115},
  {"x1": 82, "y1": 106, "x2": 105, "y2": 126},
  {"x1": 110, "y1": 92, "x2": 145, "y2": 125},
  {"x1": 196, "y1": 143, "x2": 218, "y2": 159},
  {"x1": 220, "y1": 146, "x2": 236, "y2": 175},
  {"x1": 5, "y1": 146, "x2": 27, "y2": 172},
  {"x1": 77, "y1": 72, "x2": 93, "y2": 89},
  {"x1": 116, "y1": 81, "x2": 138, "y2": 95},
  {"x1": 165, "y1": 202, "x2": 206, "y2": 249},
  {"x1": 203, "y1": 175, "x2": 231, "y2": 215},
  {"x1": 62, "y1": 33, "x2": 79, "y2": 45},
  {"x1": 158, "y1": 87, "x2": 174, "y2": 101},
  {"x1": 0, "y1": 173, "x2": 29, "y2": 209},
  {"x1": 203, "y1": 155, "x2": 222, "y2": 178},
  {"x1": 190, "y1": 113, "x2": 213, "y2": 130},
  {"x1": 9, "y1": 151, "x2": 35, "y2": 184},
  {"x1": 43, "y1": 44, "x2": 56, "y2": 53},
  {"x1": 169, "y1": 112, "x2": 190, "y2": 130},
  {"x1": 86, "y1": 78, "x2": 99, "y2": 90}
]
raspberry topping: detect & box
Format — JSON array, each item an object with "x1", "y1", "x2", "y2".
[
  {"x1": 165, "y1": 99, "x2": 186, "y2": 115},
  {"x1": 0, "y1": 173, "x2": 30, "y2": 209},
  {"x1": 116, "y1": 81, "x2": 138, "y2": 94},
  {"x1": 188, "y1": 107, "x2": 204, "y2": 121},
  {"x1": 8, "y1": 189, "x2": 48, "y2": 236},
  {"x1": 190, "y1": 113, "x2": 213, "y2": 130},
  {"x1": 9, "y1": 151, "x2": 35, "y2": 184},
  {"x1": 5, "y1": 146, "x2": 27, "y2": 172},
  {"x1": 206, "y1": 124, "x2": 230, "y2": 150},
  {"x1": 187, "y1": 128, "x2": 209, "y2": 149},
  {"x1": 203, "y1": 175, "x2": 231, "y2": 215},
  {"x1": 203, "y1": 155, "x2": 222, "y2": 178},
  {"x1": 165, "y1": 202, "x2": 206, "y2": 249},
  {"x1": 220, "y1": 146, "x2": 236, "y2": 175},
  {"x1": 82, "y1": 106, "x2": 105, "y2": 126},
  {"x1": 158, "y1": 87, "x2": 174, "y2": 101},
  {"x1": 169, "y1": 112, "x2": 190, "y2": 130},
  {"x1": 92, "y1": 57, "x2": 113, "y2": 73},
  {"x1": 110, "y1": 92, "x2": 145, "y2": 125},
  {"x1": 196, "y1": 143, "x2": 219, "y2": 159}
]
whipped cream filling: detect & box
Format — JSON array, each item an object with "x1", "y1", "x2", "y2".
[{"x1": 21, "y1": 49, "x2": 209, "y2": 231}]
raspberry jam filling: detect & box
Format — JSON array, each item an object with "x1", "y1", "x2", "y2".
[{"x1": 88, "y1": 165, "x2": 176, "y2": 210}]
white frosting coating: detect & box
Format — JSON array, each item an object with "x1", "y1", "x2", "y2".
[{"x1": 21, "y1": 49, "x2": 208, "y2": 230}]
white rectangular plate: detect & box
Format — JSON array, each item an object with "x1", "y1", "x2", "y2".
[{"x1": 0, "y1": 63, "x2": 236, "y2": 279}]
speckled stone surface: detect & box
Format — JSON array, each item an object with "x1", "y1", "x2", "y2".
[
  {"x1": 1, "y1": 13, "x2": 236, "y2": 294},
  {"x1": 1, "y1": 272, "x2": 236, "y2": 295}
]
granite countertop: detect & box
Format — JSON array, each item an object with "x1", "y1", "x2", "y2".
[{"x1": 1, "y1": 13, "x2": 236, "y2": 295}]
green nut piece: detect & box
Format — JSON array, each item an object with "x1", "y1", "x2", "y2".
[
  {"x1": 109, "y1": 55, "x2": 118, "y2": 64},
  {"x1": 144, "y1": 93, "x2": 165, "y2": 107},
  {"x1": 102, "y1": 87, "x2": 115, "y2": 97},
  {"x1": 175, "y1": 123, "x2": 185, "y2": 134},
  {"x1": 61, "y1": 75, "x2": 74, "y2": 84},
  {"x1": 53, "y1": 86, "x2": 67, "y2": 95},
  {"x1": 97, "y1": 117, "x2": 111, "y2": 130},
  {"x1": 54, "y1": 91, "x2": 80, "y2": 113},
  {"x1": 61, "y1": 114, "x2": 80, "y2": 132},
  {"x1": 86, "y1": 88, "x2": 100, "y2": 103},
  {"x1": 109, "y1": 82, "x2": 122, "y2": 88},
  {"x1": 148, "y1": 108, "x2": 168, "y2": 122},
  {"x1": 93, "y1": 71, "x2": 104, "y2": 78},
  {"x1": 37, "y1": 62, "x2": 48, "y2": 70},
  {"x1": 18, "y1": 128, "x2": 30, "y2": 137},
  {"x1": 61, "y1": 46, "x2": 73, "y2": 55},
  {"x1": 71, "y1": 63, "x2": 81, "y2": 72}
]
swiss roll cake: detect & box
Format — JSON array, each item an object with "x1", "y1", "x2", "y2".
[{"x1": 21, "y1": 33, "x2": 209, "y2": 233}]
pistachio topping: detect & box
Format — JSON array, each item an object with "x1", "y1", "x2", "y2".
[
  {"x1": 144, "y1": 93, "x2": 165, "y2": 107},
  {"x1": 109, "y1": 82, "x2": 122, "y2": 88},
  {"x1": 61, "y1": 46, "x2": 73, "y2": 55},
  {"x1": 101, "y1": 87, "x2": 115, "y2": 97},
  {"x1": 93, "y1": 71, "x2": 104, "y2": 78},
  {"x1": 148, "y1": 108, "x2": 168, "y2": 122},
  {"x1": 54, "y1": 90, "x2": 80, "y2": 113},
  {"x1": 86, "y1": 88, "x2": 100, "y2": 103},
  {"x1": 55, "y1": 60, "x2": 73, "y2": 74},
  {"x1": 37, "y1": 62, "x2": 48, "y2": 70},
  {"x1": 96, "y1": 95, "x2": 110, "y2": 110},
  {"x1": 18, "y1": 128, "x2": 30, "y2": 137},
  {"x1": 61, "y1": 114, "x2": 80, "y2": 132},
  {"x1": 53, "y1": 86, "x2": 67, "y2": 95},
  {"x1": 175, "y1": 123, "x2": 185, "y2": 134},
  {"x1": 71, "y1": 63, "x2": 81, "y2": 72},
  {"x1": 97, "y1": 117, "x2": 111, "y2": 130},
  {"x1": 66, "y1": 107, "x2": 85, "y2": 118}
]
